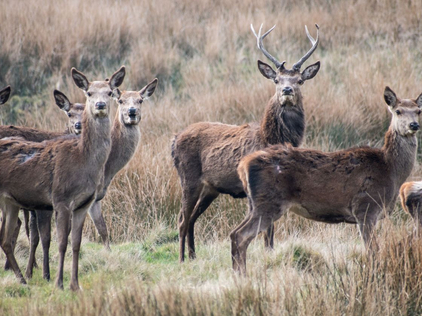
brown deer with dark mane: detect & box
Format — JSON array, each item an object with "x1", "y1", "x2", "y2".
[
  {"x1": 172, "y1": 24, "x2": 320, "y2": 262},
  {"x1": 24, "y1": 78, "x2": 159, "y2": 281},
  {"x1": 0, "y1": 66, "x2": 125, "y2": 290},
  {"x1": 232, "y1": 86, "x2": 422, "y2": 273}
]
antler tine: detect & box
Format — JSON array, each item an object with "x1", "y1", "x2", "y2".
[
  {"x1": 251, "y1": 23, "x2": 283, "y2": 69},
  {"x1": 292, "y1": 24, "x2": 320, "y2": 71}
]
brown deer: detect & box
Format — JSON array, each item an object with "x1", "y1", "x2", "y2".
[
  {"x1": 0, "y1": 66, "x2": 125, "y2": 290},
  {"x1": 232, "y1": 86, "x2": 422, "y2": 274},
  {"x1": 0, "y1": 89, "x2": 85, "y2": 275},
  {"x1": 172, "y1": 24, "x2": 320, "y2": 262},
  {"x1": 24, "y1": 78, "x2": 159, "y2": 281},
  {"x1": 0, "y1": 85, "x2": 11, "y2": 106},
  {"x1": 400, "y1": 182, "x2": 422, "y2": 230}
]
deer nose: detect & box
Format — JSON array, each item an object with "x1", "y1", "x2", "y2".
[
  {"x1": 282, "y1": 87, "x2": 293, "y2": 95},
  {"x1": 410, "y1": 122, "x2": 420, "y2": 131},
  {"x1": 75, "y1": 122, "x2": 82, "y2": 130},
  {"x1": 95, "y1": 102, "x2": 106, "y2": 110},
  {"x1": 128, "y1": 108, "x2": 136, "y2": 116}
]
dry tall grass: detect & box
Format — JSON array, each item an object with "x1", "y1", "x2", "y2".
[{"x1": 1, "y1": 0, "x2": 422, "y2": 313}]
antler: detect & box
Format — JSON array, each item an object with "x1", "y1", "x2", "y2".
[
  {"x1": 251, "y1": 24, "x2": 284, "y2": 70},
  {"x1": 292, "y1": 24, "x2": 319, "y2": 71}
]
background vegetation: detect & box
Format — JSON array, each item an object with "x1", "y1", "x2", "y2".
[{"x1": 1, "y1": 0, "x2": 422, "y2": 314}]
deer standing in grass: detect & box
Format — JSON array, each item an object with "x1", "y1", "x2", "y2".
[
  {"x1": 0, "y1": 89, "x2": 85, "y2": 276},
  {"x1": 400, "y1": 182, "x2": 422, "y2": 230},
  {"x1": 24, "y1": 78, "x2": 159, "y2": 281},
  {"x1": 172, "y1": 24, "x2": 320, "y2": 262},
  {"x1": 0, "y1": 66, "x2": 125, "y2": 290},
  {"x1": 232, "y1": 87, "x2": 422, "y2": 273}
]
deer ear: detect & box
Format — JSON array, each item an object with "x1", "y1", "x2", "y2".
[
  {"x1": 54, "y1": 90, "x2": 71, "y2": 112},
  {"x1": 301, "y1": 61, "x2": 320, "y2": 81},
  {"x1": 384, "y1": 86, "x2": 397, "y2": 108},
  {"x1": 71, "y1": 68, "x2": 89, "y2": 91},
  {"x1": 109, "y1": 66, "x2": 126, "y2": 89},
  {"x1": 257, "y1": 60, "x2": 277, "y2": 80},
  {"x1": 416, "y1": 93, "x2": 422, "y2": 109},
  {"x1": 0, "y1": 85, "x2": 11, "y2": 105},
  {"x1": 112, "y1": 88, "x2": 121, "y2": 100},
  {"x1": 139, "y1": 78, "x2": 158, "y2": 99}
]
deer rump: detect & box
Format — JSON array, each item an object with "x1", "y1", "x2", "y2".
[{"x1": 242, "y1": 145, "x2": 392, "y2": 224}]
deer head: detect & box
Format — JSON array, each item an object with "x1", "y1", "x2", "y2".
[
  {"x1": 0, "y1": 86, "x2": 11, "y2": 105},
  {"x1": 71, "y1": 66, "x2": 126, "y2": 118},
  {"x1": 114, "y1": 78, "x2": 158, "y2": 125},
  {"x1": 251, "y1": 24, "x2": 320, "y2": 106},
  {"x1": 384, "y1": 86, "x2": 422, "y2": 136},
  {"x1": 53, "y1": 90, "x2": 85, "y2": 135}
]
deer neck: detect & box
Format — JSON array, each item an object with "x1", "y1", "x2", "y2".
[
  {"x1": 383, "y1": 126, "x2": 418, "y2": 186},
  {"x1": 79, "y1": 111, "x2": 111, "y2": 169},
  {"x1": 102, "y1": 111, "x2": 141, "y2": 192},
  {"x1": 259, "y1": 94, "x2": 305, "y2": 147}
]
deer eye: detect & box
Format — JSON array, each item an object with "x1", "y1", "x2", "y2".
[
  {"x1": 395, "y1": 110, "x2": 401, "y2": 115},
  {"x1": 298, "y1": 79, "x2": 304, "y2": 85},
  {"x1": 108, "y1": 91, "x2": 113, "y2": 97},
  {"x1": 118, "y1": 99, "x2": 123, "y2": 104},
  {"x1": 274, "y1": 79, "x2": 279, "y2": 84},
  {"x1": 138, "y1": 99, "x2": 143, "y2": 104},
  {"x1": 67, "y1": 113, "x2": 72, "y2": 117},
  {"x1": 417, "y1": 110, "x2": 421, "y2": 115},
  {"x1": 87, "y1": 92, "x2": 92, "y2": 97}
]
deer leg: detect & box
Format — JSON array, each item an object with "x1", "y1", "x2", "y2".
[
  {"x1": 70, "y1": 204, "x2": 90, "y2": 291},
  {"x1": 187, "y1": 185, "x2": 219, "y2": 260},
  {"x1": 36, "y1": 210, "x2": 53, "y2": 281},
  {"x1": 88, "y1": 201, "x2": 110, "y2": 251},
  {"x1": 263, "y1": 222, "x2": 275, "y2": 250},
  {"x1": 25, "y1": 211, "x2": 40, "y2": 279},
  {"x1": 23, "y1": 210, "x2": 30, "y2": 240},
  {"x1": 55, "y1": 205, "x2": 72, "y2": 290},
  {"x1": 357, "y1": 209, "x2": 378, "y2": 252},
  {"x1": 178, "y1": 186, "x2": 201, "y2": 263},
  {"x1": 0, "y1": 203, "x2": 26, "y2": 284},
  {"x1": 4, "y1": 216, "x2": 21, "y2": 271}
]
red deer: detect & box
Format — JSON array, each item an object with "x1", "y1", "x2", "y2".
[
  {"x1": 400, "y1": 182, "x2": 422, "y2": 230},
  {"x1": 0, "y1": 89, "x2": 85, "y2": 276},
  {"x1": 0, "y1": 66, "x2": 125, "y2": 290},
  {"x1": 232, "y1": 87, "x2": 422, "y2": 273},
  {"x1": 172, "y1": 24, "x2": 320, "y2": 262},
  {"x1": 25, "y1": 78, "x2": 159, "y2": 281}
]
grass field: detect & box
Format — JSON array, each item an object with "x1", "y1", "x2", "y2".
[{"x1": 1, "y1": 0, "x2": 422, "y2": 314}]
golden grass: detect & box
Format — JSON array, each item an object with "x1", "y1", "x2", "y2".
[{"x1": 1, "y1": 0, "x2": 422, "y2": 313}]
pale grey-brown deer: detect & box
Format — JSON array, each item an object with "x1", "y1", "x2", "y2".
[
  {"x1": 172, "y1": 24, "x2": 320, "y2": 262},
  {"x1": 232, "y1": 86, "x2": 422, "y2": 273},
  {"x1": 0, "y1": 66, "x2": 125, "y2": 290},
  {"x1": 24, "y1": 78, "x2": 159, "y2": 281}
]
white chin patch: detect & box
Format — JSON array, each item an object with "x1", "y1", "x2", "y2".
[
  {"x1": 280, "y1": 95, "x2": 294, "y2": 104},
  {"x1": 95, "y1": 109, "x2": 108, "y2": 117},
  {"x1": 75, "y1": 129, "x2": 82, "y2": 135}
]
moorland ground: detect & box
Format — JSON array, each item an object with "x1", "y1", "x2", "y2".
[{"x1": 1, "y1": 0, "x2": 422, "y2": 314}]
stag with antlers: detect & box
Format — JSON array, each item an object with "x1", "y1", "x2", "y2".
[{"x1": 172, "y1": 24, "x2": 320, "y2": 262}]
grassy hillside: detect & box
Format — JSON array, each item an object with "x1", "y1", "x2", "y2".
[{"x1": 1, "y1": 0, "x2": 422, "y2": 314}]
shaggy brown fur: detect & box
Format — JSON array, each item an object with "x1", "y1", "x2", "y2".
[
  {"x1": 0, "y1": 90, "x2": 85, "y2": 278},
  {"x1": 231, "y1": 86, "x2": 422, "y2": 273},
  {"x1": 0, "y1": 66, "x2": 125, "y2": 290},
  {"x1": 173, "y1": 25, "x2": 320, "y2": 262},
  {"x1": 24, "y1": 79, "x2": 159, "y2": 281}
]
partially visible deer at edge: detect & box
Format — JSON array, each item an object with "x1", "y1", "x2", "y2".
[
  {"x1": 232, "y1": 87, "x2": 422, "y2": 274},
  {"x1": 400, "y1": 181, "x2": 422, "y2": 231},
  {"x1": 25, "y1": 78, "x2": 159, "y2": 281},
  {"x1": 0, "y1": 66, "x2": 125, "y2": 290},
  {"x1": 172, "y1": 24, "x2": 320, "y2": 262}
]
